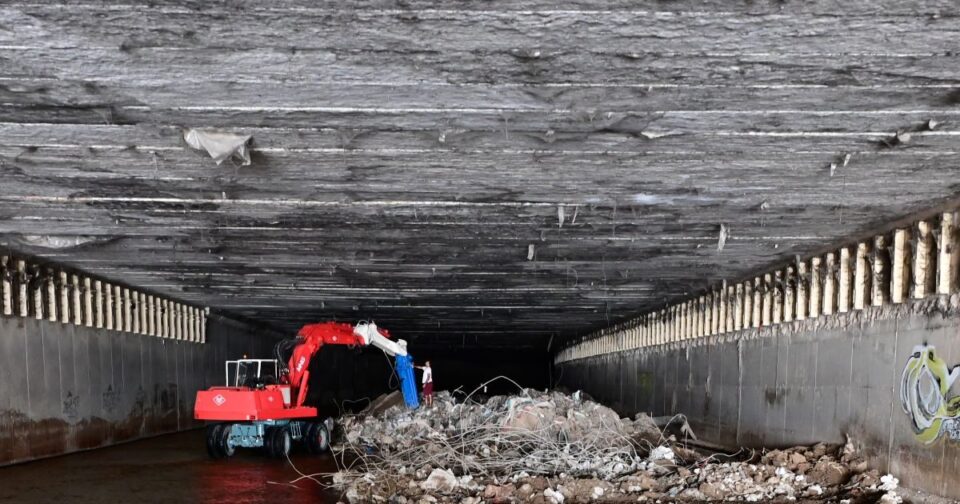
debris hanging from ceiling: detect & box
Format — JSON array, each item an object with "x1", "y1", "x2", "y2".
[
  {"x1": 18, "y1": 235, "x2": 107, "y2": 249},
  {"x1": 183, "y1": 128, "x2": 252, "y2": 165},
  {"x1": 717, "y1": 224, "x2": 729, "y2": 252}
]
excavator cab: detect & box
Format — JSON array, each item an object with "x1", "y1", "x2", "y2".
[{"x1": 228, "y1": 359, "x2": 279, "y2": 389}]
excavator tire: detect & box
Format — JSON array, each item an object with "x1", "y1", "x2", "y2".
[
  {"x1": 205, "y1": 424, "x2": 224, "y2": 458},
  {"x1": 303, "y1": 423, "x2": 316, "y2": 454},
  {"x1": 218, "y1": 423, "x2": 236, "y2": 457},
  {"x1": 270, "y1": 426, "x2": 292, "y2": 459},
  {"x1": 262, "y1": 427, "x2": 277, "y2": 457},
  {"x1": 306, "y1": 422, "x2": 330, "y2": 454}
]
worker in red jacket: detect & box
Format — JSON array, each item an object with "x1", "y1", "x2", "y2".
[{"x1": 416, "y1": 361, "x2": 433, "y2": 407}]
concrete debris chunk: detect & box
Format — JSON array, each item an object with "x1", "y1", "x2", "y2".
[
  {"x1": 420, "y1": 469, "x2": 458, "y2": 493},
  {"x1": 647, "y1": 446, "x2": 675, "y2": 463},
  {"x1": 808, "y1": 459, "x2": 849, "y2": 486},
  {"x1": 879, "y1": 474, "x2": 899, "y2": 491},
  {"x1": 362, "y1": 390, "x2": 405, "y2": 415},
  {"x1": 543, "y1": 487, "x2": 564, "y2": 503},
  {"x1": 183, "y1": 128, "x2": 252, "y2": 165}
]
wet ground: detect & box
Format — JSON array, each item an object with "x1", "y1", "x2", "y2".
[{"x1": 0, "y1": 430, "x2": 341, "y2": 503}]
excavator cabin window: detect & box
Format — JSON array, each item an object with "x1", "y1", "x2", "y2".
[{"x1": 226, "y1": 359, "x2": 279, "y2": 389}]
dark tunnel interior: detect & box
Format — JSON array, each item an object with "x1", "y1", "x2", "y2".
[{"x1": 304, "y1": 344, "x2": 551, "y2": 417}]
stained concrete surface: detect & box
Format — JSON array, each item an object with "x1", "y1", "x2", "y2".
[{"x1": 0, "y1": 430, "x2": 339, "y2": 503}]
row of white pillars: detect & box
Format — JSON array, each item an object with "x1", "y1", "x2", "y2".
[
  {"x1": 0, "y1": 254, "x2": 207, "y2": 343},
  {"x1": 557, "y1": 211, "x2": 960, "y2": 363}
]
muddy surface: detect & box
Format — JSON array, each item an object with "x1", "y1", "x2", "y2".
[{"x1": 0, "y1": 430, "x2": 340, "y2": 503}]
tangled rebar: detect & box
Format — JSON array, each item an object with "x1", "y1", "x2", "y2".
[
  {"x1": 281, "y1": 381, "x2": 910, "y2": 504},
  {"x1": 327, "y1": 377, "x2": 657, "y2": 493}
]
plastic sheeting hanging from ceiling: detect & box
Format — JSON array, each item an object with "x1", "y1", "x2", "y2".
[{"x1": 183, "y1": 128, "x2": 252, "y2": 165}]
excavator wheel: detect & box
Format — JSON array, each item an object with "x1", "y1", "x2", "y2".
[
  {"x1": 306, "y1": 422, "x2": 330, "y2": 454},
  {"x1": 304, "y1": 423, "x2": 318, "y2": 454},
  {"x1": 262, "y1": 427, "x2": 276, "y2": 456},
  {"x1": 205, "y1": 423, "x2": 224, "y2": 458},
  {"x1": 269, "y1": 426, "x2": 292, "y2": 459},
  {"x1": 218, "y1": 423, "x2": 236, "y2": 457}
]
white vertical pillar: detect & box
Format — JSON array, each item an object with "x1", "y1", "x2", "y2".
[
  {"x1": 823, "y1": 253, "x2": 836, "y2": 315},
  {"x1": 148, "y1": 295, "x2": 157, "y2": 336},
  {"x1": 139, "y1": 293, "x2": 148, "y2": 335},
  {"x1": 733, "y1": 282, "x2": 745, "y2": 331},
  {"x1": 853, "y1": 242, "x2": 870, "y2": 310},
  {"x1": 726, "y1": 284, "x2": 735, "y2": 332},
  {"x1": 838, "y1": 247, "x2": 852, "y2": 313},
  {"x1": 33, "y1": 269, "x2": 43, "y2": 320},
  {"x1": 669, "y1": 305, "x2": 678, "y2": 342},
  {"x1": 122, "y1": 288, "x2": 132, "y2": 332},
  {"x1": 809, "y1": 257, "x2": 822, "y2": 317},
  {"x1": 718, "y1": 282, "x2": 728, "y2": 333},
  {"x1": 761, "y1": 273, "x2": 773, "y2": 326},
  {"x1": 18, "y1": 261, "x2": 29, "y2": 317},
  {"x1": 939, "y1": 212, "x2": 958, "y2": 294},
  {"x1": 708, "y1": 295, "x2": 717, "y2": 335},
  {"x1": 0, "y1": 256, "x2": 10, "y2": 316},
  {"x1": 163, "y1": 299, "x2": 171, "y2": 338},
  {"x1": 742, "y1": 281, "x2": 753, "y2": 329},
  {"x1": 795, "y1": 261, "x2": 807, "y2": 320},
  {"x1": 84, "y1": 277, "x2": 93, "y2": 327},
  {"x1": 914, "y1": 220, "x2": 935, "y2": 299},
  {"x1": 872, "y1": 235, "x2": 888, "y2": 306},
  {"x1": 772, "y1": 270, "x2": 783, "y2": 324},
  {"x1": 892, "y1": 229, "x2": 910, "y2": 303},
  {"x1": 94, "y1": 280, "x2": 104, "y2": 328},
  {"x1": 131, "y1": 290, "x2": 140, "y2": 335},
  {"x1": 47, "y1": 272, "x2": 57, "y2": 322},
  {"x1": 783, "y1": 268, "x2": 794, "y2": 322},
  {"x1": 71, "y1": 274, "x2": 82, "y2": 325},
  {"x1": 752, "y1": 277, "x2": 763, "y2": 327},
  {"x1": 113, "y1": 285, "x2": 123, "y2": 332},
  {"x1": 58, "y1": 270, "x2": 69, "y2": 323},
  {"x1": 104, "y1": 282, "x2": 114, "y2": 330}
]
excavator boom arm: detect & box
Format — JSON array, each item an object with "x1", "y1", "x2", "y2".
[{"x1": 286, "y1": 321, "x2": 412, "y2": 408}]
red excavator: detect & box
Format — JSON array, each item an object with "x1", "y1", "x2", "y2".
[{"x1": 195, "y1": 321, "x2": 418, "y2": 458}]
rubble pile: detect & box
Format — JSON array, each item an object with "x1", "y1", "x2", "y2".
[{"x1": 328, "y1": 390, "x2": 906, "y2": 503}]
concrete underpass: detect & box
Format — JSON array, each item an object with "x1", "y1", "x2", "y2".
[{"x1": 2, "y1": 1, "x2": 960, "y2": 502}]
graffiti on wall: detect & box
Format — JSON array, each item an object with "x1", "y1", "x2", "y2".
[{"x1": 900, "y1": 344, "x2": 960, "y2": 444}]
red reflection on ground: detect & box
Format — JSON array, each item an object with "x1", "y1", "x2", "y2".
[{"x1": 0, "y1": 430, "x2": 341, "y2": 504}]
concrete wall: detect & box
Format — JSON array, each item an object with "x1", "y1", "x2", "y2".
[
  {"x1": 556, "y1": 297, "x2": 960, "y2": 499},
  {"x1": 0, "y1": 313, "x2": 277, "y2": 465}
]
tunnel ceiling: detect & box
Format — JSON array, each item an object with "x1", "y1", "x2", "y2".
[{"x1": 1, "y1": 1, "x2": 960, "y2": 349}]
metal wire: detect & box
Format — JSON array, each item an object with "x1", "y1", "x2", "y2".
[{"x1": 312, "y1": 383, "x2": 646, "y2": 492}]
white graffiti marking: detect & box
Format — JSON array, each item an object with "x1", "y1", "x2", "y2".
[{"x1": 899, "y1": 344, "x2": 960, "y2": 444}]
